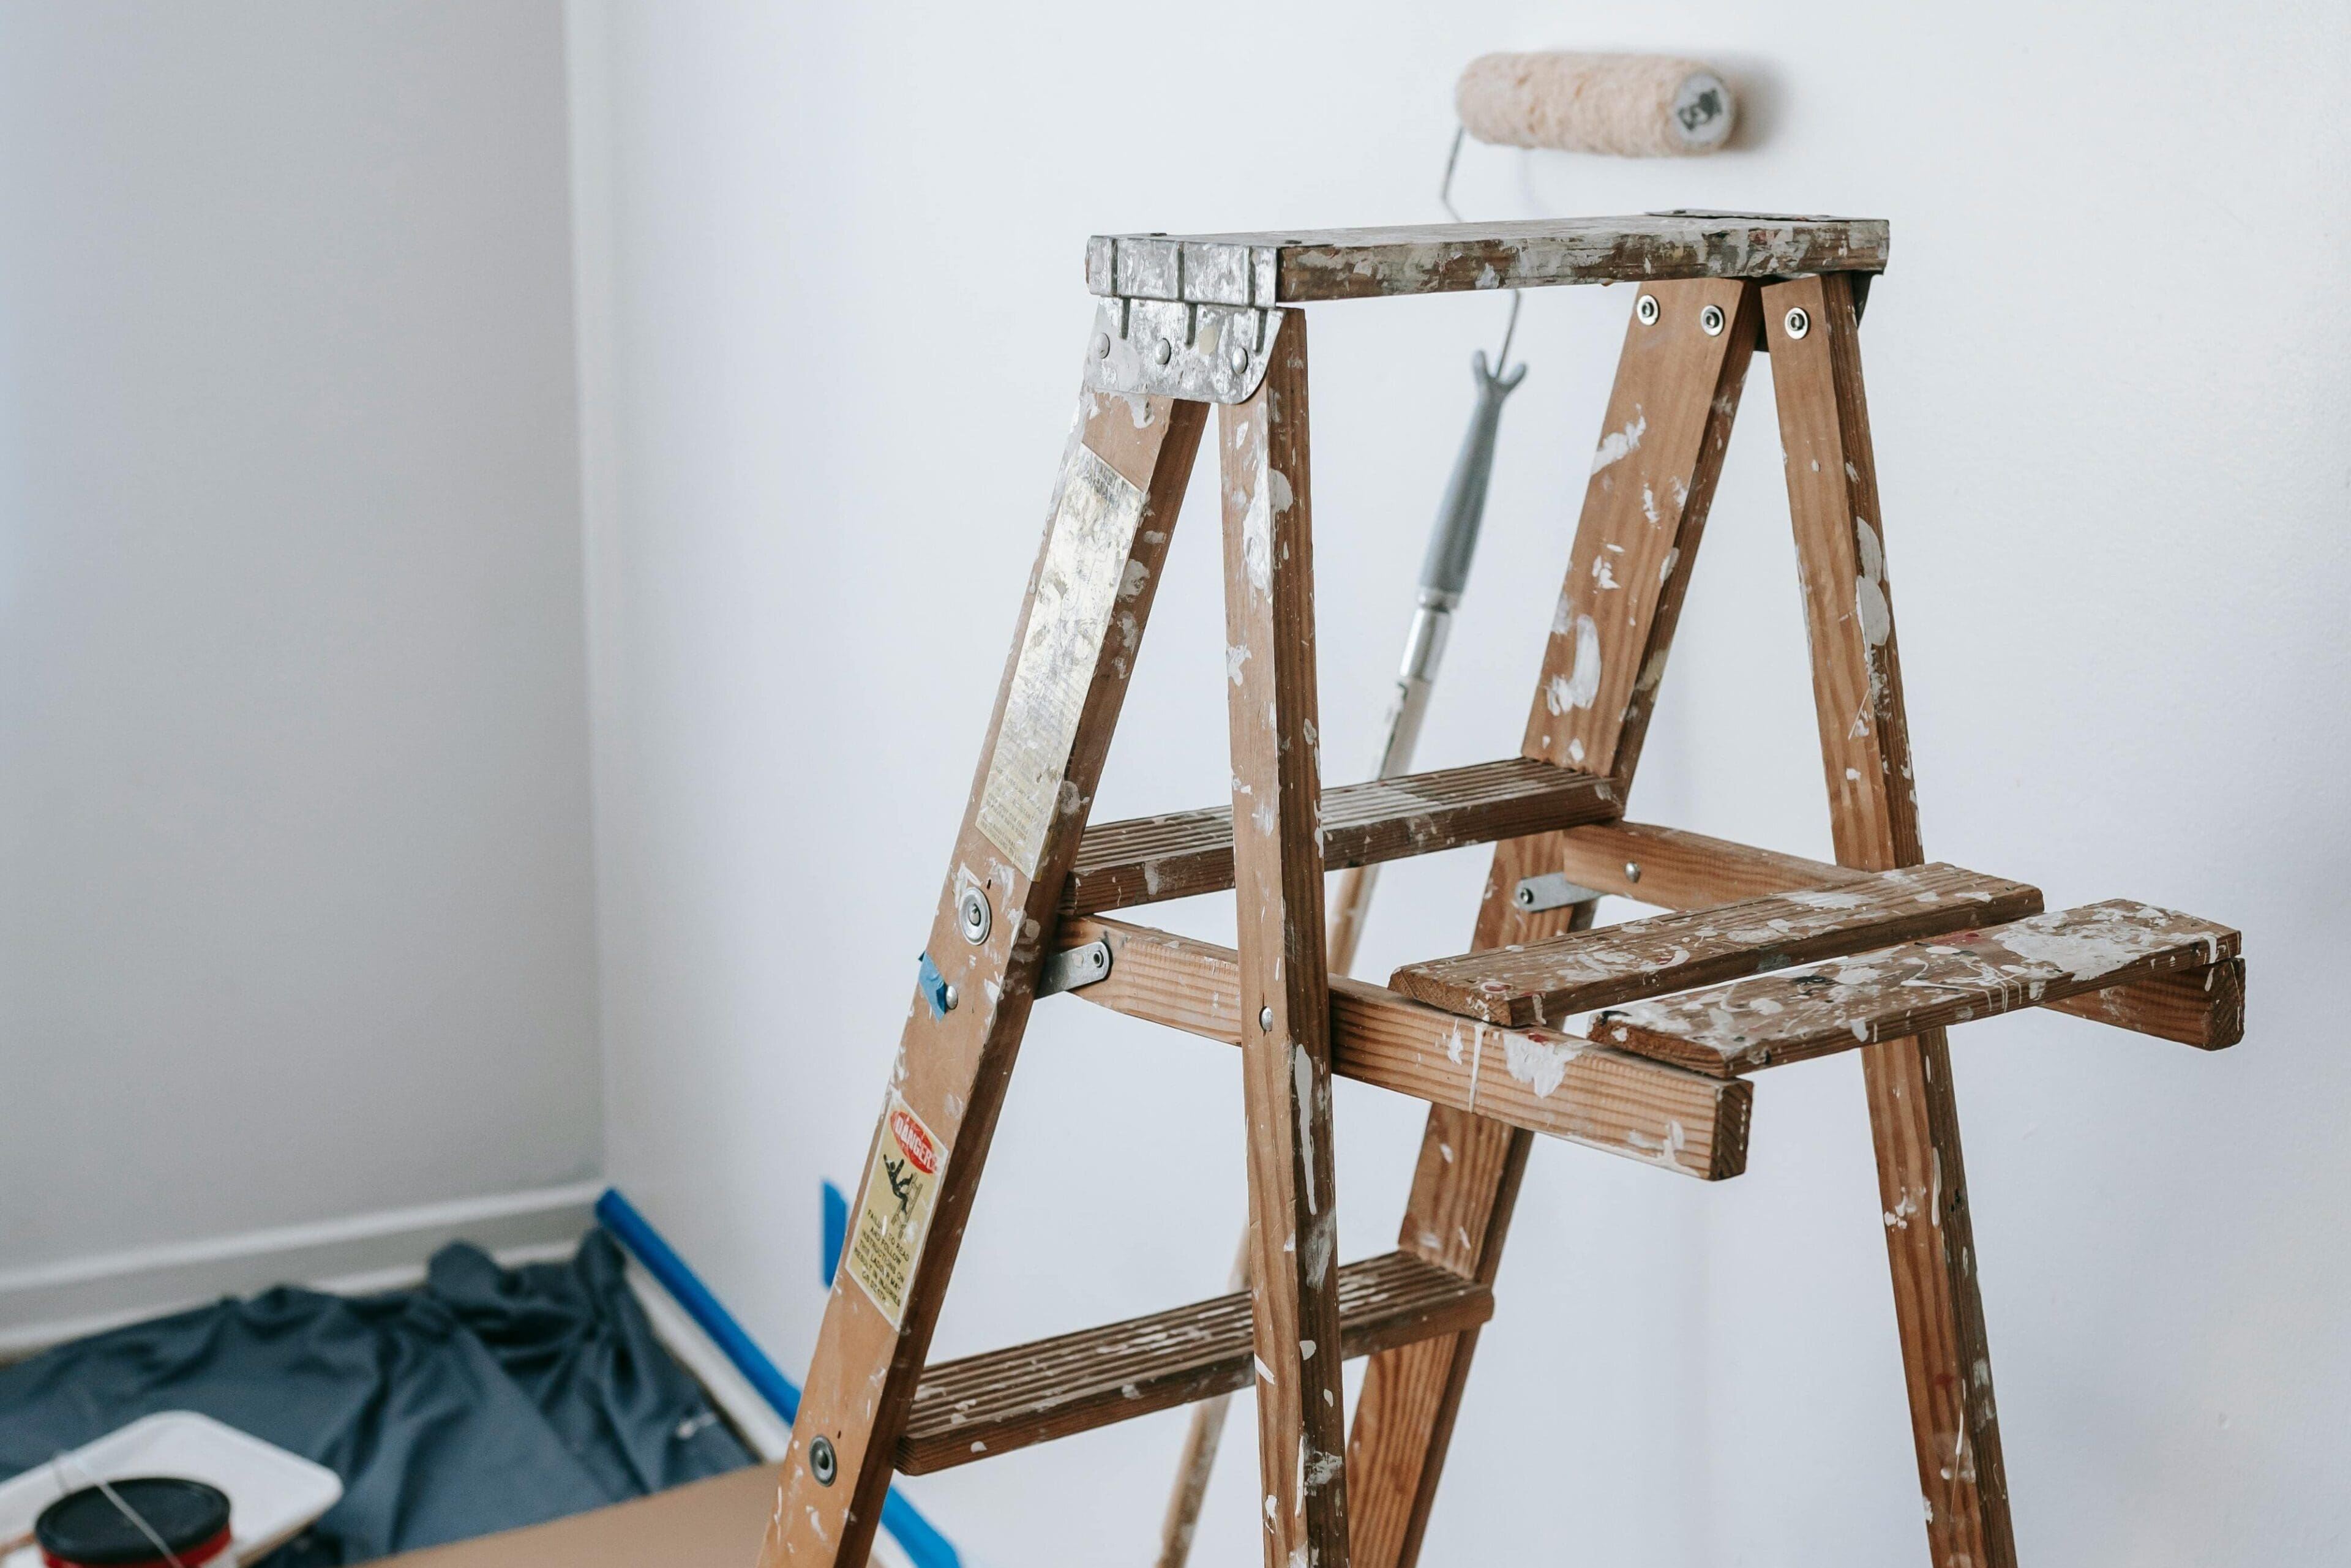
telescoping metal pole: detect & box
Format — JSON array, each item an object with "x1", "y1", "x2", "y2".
[{"x1": 1326, "y1": 345, "x2": 1525, "y2": 974}]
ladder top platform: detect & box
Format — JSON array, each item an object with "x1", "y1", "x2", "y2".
[{"x1": 1085, "y1": 212, "x2": 1890, "y2": 306}]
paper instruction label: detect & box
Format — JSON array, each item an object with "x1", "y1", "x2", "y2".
[
  {"x1": 973, "y1": 441, "x2": 1146, "y2": 877},
  {"x1": 843, "y1": 1093, "x2": 946, "y2": 1327}
]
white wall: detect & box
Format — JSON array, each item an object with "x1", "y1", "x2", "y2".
[
  {"x1": 570, "y1": 1, "x2": 2350, "y2": 1562},
  {"x1": 0, "y1": 1, "x2": 602, "y2": 1331}
]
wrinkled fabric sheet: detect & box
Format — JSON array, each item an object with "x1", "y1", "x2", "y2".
[{"x1": 0, "y1": 1230, "x2": 752, "y2": 1564}]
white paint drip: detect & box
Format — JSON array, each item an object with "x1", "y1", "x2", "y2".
[
  {"x1": 1551, "y1": 615, "x2": 1602, "y2": 711},
  {"x1": 1226, "y1": 641, "x2": 1252, "y2": 685},
  {"x1": 1242, "y1": 489, "x2": 1274, "y2": 596},
  {"x1": 1856, "y1": 576, "x2": 1891, "y2": 648},
  {"x1": 1293, "y1": 1043, "x2": 1319, "y2": 1215},
  {"x1": 1502, "y1": 1031, "x2": 1581, "y2": 1098},
  {"x1": 1853, "y1": 516, "x2": 1890, "y2": 647},
  {"x1": 1591, "y1": 409, "x2": 1648, "y2": 473}
]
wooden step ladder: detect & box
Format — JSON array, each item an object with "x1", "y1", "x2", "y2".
[{"x1": 754, "y1": 214, "x2": 2247, "y2": 1568}]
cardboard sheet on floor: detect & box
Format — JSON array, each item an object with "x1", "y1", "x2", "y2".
[{"x1": 379, "y1": 1463, "x2": 774, "y2": 1567}]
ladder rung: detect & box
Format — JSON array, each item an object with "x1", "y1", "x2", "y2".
[
  {"x1": 896, "y1": 1251, "x2": 1490, "y2": 1475},
  {"x1": 1591, "y1": 900, "x2": 2243, "y2": 1076},
  {"x1": 1056, "y1": 917, "x2": 1750, "y2": 1180},
  {"x1": 1063, "y1": 757, "x2": 1618, "y2": 917},
  {"x1": 1391, "y1": 863, "x2": 2043, "y2": 1027}
]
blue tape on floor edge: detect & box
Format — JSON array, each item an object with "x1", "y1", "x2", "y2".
[{"x1": 596, "y1": 1187, "x2": 964, "y2": 1568}]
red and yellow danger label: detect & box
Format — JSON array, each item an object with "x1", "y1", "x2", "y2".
[{"x1": 844, "y1": 1094, "x2": 946, "y2": 1327}]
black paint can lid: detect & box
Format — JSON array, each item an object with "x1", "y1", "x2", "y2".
[{"x1": 35, "y1": 1477, "x2": 233, "y2": 1566}]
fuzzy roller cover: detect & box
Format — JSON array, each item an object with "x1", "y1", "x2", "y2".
[{"x1": 1455, "y1": 51, "x2": 1735, "y2": 157}]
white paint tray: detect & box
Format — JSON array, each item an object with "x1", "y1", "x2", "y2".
[{"x1": 0, "y1": 1411, "x2": 342, "y2": 1564}]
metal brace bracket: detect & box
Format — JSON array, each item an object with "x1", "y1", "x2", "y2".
[
  {"x1": 1513, "y1": 873, "x2": 1607, "y2": 913},
  {"x1": 1038, "y1": 938, "x2": 1113, "y2": 997},
  {"x1": 1081, "y1": 296, "x2": 1288, "y2": 405}
]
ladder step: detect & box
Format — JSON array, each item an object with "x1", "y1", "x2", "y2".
[
  {"x1": 1391, "y1": 863, "x2": 2042, "y2": 1027},
  {"x1": 1590, "y1": 900, "x2": 2242, "y2": 1076},
  {"x1": 896, "y1": 1251, "x2": 1491, "y2": 1475},
  {"x1": 1530, "y1": 819, "x2": 2248, "y2": 1049},
  {"x1": 1063, "y1": 757, "x2": 1618, "y2": 917}
]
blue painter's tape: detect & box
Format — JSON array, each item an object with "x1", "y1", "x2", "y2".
[
  {"x1": 596, "y1": 1188, "x2": 963, "y2": 1568},
  {"x1": 822, "y1": 1180, "x2": 848, "y2": 1287},
  {"x1": 597, "y1": 1187, "x2": 801, "y2": 1424},
  {"x1": 882, "y1": 1489, "x2": 961, "y2": 1567}
]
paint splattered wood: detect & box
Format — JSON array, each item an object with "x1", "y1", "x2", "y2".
[
  {"x1": 1763, "y1": 271, "x2": 2013, "y2": 1568},
  {"x1": 1392, "y1": 863, "x2": 2042, "y2": 1027},
  {"x1": 1524, "y1": 276, "x2": 1759, "y2": 784},
  {"x1": 1085, "y1": 214, "x2": 1889, "y2": 305},
  {"x1": 2042, "y1": 956, "x2": 2244, "y2": 1048},
  {"x1": 759, "y1": 390, "x2": 1208, "y2": 1568},
  {"x1": 1343, "y1": 277, "x2": 1763, "y2": 1568},
  {"x1": 1061, "y1": 757, "x2": 1618, "y2": 917},
  {"x1": 1217, "y1": 311, "x2": 1351, "y2": 1568},
  {"x1": 1055, "y1": 918, "x2": 1750, "y2": 1181},
  {"x1": 1539, "y1": 819, "x2": 2245, "y2": 1049},
  {"x1": 1548, "y1": 819, "x2": 1873, "y2": 908},
  {"x1": 895, "y1": 1251, "x2": 1490, "y2": 1476},
  {"x1": 1591, "y1": 901, "x2": 2240, "y2": 1076}
]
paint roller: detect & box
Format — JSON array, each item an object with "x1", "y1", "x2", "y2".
[
  {"x1": 1455, "y1": 51, "x2": 1736, "y2": 157},
  {"x1": 1153, "y1": 53, "x2": 1739, "y2": 1568}
]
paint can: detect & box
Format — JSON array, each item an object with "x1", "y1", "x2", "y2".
[{"x1": 34, "y1": 1477, "x2": 239, "y2": 1568}]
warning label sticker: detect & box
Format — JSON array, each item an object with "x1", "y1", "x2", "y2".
[{"x1": 843, "y1": 1095, "x2": 946, "y2": 1327}]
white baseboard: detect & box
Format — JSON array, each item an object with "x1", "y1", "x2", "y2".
[{"x1": 0, "y1": 1181, "x2": 605, "y2": 1359}]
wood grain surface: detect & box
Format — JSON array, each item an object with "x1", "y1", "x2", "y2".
[
  {"x1": 1062, "y1": 757, "x2": 1618, "y2": 917},
  {"x1": 1592, "y1": 900, "x2": 2240, "y2": 1075},
  {"x1": 896, "y1": 1251, "x2": 1490, "y2": 1475},
  {"x1": 1538, "y1": 819, "x2": 2244, "y2": 1049},
  {"x1": 1392, "y1": 863, "x2": 2041, "y2": 1026},
  {"x1": 1054, "y1": 917, "x2": 1751, "y2": 1181}
]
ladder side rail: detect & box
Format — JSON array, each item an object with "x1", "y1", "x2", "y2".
[
  {"x1": 1344, "y1": 276, "x2": 1764, "y2": 1568},
  {"x1": 1762, "y1": 271, "x2": 2018, "y2": 1568},
  {"x1": 1219, "y1": 310, "x2": 1353, "y2": 1568},
  {"x1": 757, "y1": 388, "x2": 1209, "y2": 1567}
]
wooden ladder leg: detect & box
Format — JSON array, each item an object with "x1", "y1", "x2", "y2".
[
  {"x1": 1344, "y1": 277, "x2": 1763, "y2": 1568},
  {"x1": 1761, "y1": 271, "x2": 2018, "y2": 1567},
  {"x1": 756, "y1": 383, "x2": 1207, "y2": 1567},
  {"x1": 1220, "y1": 309, "x2": 1352, "y2": 1568}
]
